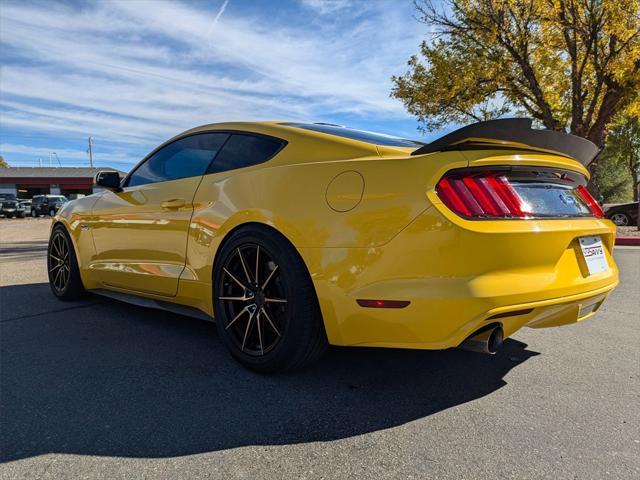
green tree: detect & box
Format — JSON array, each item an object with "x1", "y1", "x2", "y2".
[
  {"x1": 594, "y1": 114, "x2": 640, "y2": 202},
  {"x1": 593, "y1": 148, "x2": 632, "y2": 203},
  {"x1": 0, "y1": 155, "x2": 9, "y2": 168},
  {"x1": 392, "y1": 0, "x2": 640, "y2": 149}
]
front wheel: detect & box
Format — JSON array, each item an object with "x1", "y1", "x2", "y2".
[
  {"x1": 213, "y1": 226, "x2": 327, "y2": 372},
  {"x1": 49, "y1": 208, "x2": 56, "y2": 217},
  {"x1": 31, "y1": 209, "x2": 37, "y2": 217},
  {"x1": 48, "y1": 225, "x2": 86, "y2": 300}
]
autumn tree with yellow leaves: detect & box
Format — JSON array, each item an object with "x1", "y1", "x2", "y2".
[{"x1": 392, "y1": 0, "x2": 640, "y2": 152}]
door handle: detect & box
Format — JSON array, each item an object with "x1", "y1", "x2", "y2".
[{"x1": 161, "y1": 198, "x2": 186, "y2": 209}]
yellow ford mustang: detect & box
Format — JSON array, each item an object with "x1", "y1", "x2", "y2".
[{"x1": 48, "y1": 118, "x2": 618, "y2": 371}]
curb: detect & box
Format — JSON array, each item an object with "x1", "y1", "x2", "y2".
[{"x1": 615, "y1": 237, "x2": 640, "y2": 246}]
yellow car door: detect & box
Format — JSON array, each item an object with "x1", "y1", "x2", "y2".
[{"x1": 90, "y1": 132, "x2": 229, "y2": 296}]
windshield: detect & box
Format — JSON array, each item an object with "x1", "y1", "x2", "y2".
[
  {"x1": 0, "y1": 193, "x2": 17, "y2": 200},
  {"x1": 281, "y1": 122, "x2": 424, "y2": 147},
  {"x1": 50, "y1": 196, "x2": 68, "y2": 202}
]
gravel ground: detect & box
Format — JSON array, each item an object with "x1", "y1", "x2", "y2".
[
  {"x1": 1, "y1": 218, "x2": 639, "y2": 479},
  {"x1": 618, "y1": 226, "x2": 640, "y2": 237}
]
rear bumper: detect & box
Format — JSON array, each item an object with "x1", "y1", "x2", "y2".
[{"x1": 301, "y1": 207, "x2": 619, "y2": 348}]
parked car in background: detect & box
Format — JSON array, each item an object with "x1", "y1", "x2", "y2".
[
  {"x1": 604, "y1": 201, "x2": 639, "y2": 226},
  {"x1": 31, "y1": 195, "x2": 68, "y2": 217},
  {"x1": 19, "y1": 199, "x2": 32, "y2": 216},
  {"x1": 0, "y1": 193, "x2": 25, "y2": 218}
]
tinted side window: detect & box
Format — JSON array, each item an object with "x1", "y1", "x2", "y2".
[
  {"x1": 206, "y1": 134, "x2": 284, "y2": 174},
  {"x1": 128, "y1": 133, "x2": 229, "y2": 187}
]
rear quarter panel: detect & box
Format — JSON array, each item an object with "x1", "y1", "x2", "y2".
[{"x1": 181, "y1": 150, "x2": 467, "y2": 316}]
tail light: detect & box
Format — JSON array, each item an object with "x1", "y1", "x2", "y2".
[
  {"x1": 436, "y1": 169, "x2": 604, "y2": 219},
  {"x1": 575, "y1": 185, "x2": 604, "y2": 217}
]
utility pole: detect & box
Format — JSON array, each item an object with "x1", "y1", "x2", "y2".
[
  {"x1": 87, "y1": 136, "x2": 94, "y2": 168},
  {"x1": 53, "y1": 152, "x2": 62, "y2": 167}
]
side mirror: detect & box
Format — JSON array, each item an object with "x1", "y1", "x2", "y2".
[{"x1": 95, "y1": 171, "x2": 122, "y2": 192}]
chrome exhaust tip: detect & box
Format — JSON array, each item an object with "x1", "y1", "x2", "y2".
[{"x1": 458, "y1": 325, "x2": 504, "y2": 354}]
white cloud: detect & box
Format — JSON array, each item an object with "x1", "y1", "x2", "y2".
[
  {"x1": 211, "y1": 0, "x2": 230, "y2": 27},
  {"x1": 300, "y1": 0, "x2": 353, "y2": 15},
  {"x1": 0, "y1": 143, "x2": 132, "y2": 166},
  {"x1": 0, "y1": 0, "x2": 423, "y2": 166}
]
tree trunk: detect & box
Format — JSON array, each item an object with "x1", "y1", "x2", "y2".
[{"x1": 637, "y1": 183, "x2": 640, "y2": 231}]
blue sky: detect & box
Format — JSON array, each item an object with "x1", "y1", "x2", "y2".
[{"x1": 0, "y1": 0, "x2": 440, "y2": 170}]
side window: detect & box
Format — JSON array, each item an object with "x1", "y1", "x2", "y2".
[
  {"x1": 127, "y1": 133, "x2": 229, "y2": 187},
  {"x1": 206, "y1": 134, "x2": 284, "y2": 175}
]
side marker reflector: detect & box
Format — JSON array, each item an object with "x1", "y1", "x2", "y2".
[{"x1": 357, "y1": 299, "x2": 410, "y2": 309}]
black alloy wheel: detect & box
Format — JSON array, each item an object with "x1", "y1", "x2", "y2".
[
  {"x1": 214, "y1": 226, "x2": 327, "y2": 372},
  {"x1": 47, "y1": 225, "x2": 85, "y2": 300},
  {"x1": 610, "y1": 212, "x2": 629, "y2": 226}
]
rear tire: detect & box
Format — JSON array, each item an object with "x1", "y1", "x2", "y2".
[
  {"x1": 213, "y1": 225, "x2": 327, "y2": 373},
  {"x1": 31, "y1": 210, "x2": 37, "y2": 217},
  {"x1": 49, "y1": 208, "x2": 56, "y2": 217},
  {"x1": 48, "y1": 224, "x2": 86, "y2": 300}
]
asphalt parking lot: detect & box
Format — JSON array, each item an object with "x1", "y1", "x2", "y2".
[{"x1": 1, "y1": 218, "x2": 639, "y2": 479}]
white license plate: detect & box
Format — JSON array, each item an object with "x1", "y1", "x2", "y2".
[{"x1": 579, "y1": 236, "x2": 608, "y2": 275}]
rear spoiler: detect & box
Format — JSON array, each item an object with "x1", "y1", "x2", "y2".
[{"x1": 411, "y1": 118, "x2": 600, "y2": 167}]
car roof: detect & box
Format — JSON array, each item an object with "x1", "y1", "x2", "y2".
[{"x1": 164, "y1": 121, "x2": 419, "y2": 165}]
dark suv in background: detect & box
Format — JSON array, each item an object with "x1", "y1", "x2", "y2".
[
  {"x1": 31, "y1": 195, "x2": 68, "y2": 217},
  {"x1": 0, "y1": 193, "x2": 25, "y2": 218}
]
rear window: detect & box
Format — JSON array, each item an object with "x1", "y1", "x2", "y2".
[
  {"x1": 281, "y1": 122, "x2": 424, "y2": 147},
  {"x1": 206, "y1": 134, "x2": 284, "y2": 174}
]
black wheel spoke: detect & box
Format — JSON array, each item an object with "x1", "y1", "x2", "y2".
[
  {"x1": 241, "y1": 311, "x2": 256, "y2": 352},
  {"x1": 223, "y1": 267, "x2": 246, "y2": 290},
  {"x1": 261, "y1": 265, "x2": 278, "y2": 290},
  {"x1": 260, "y1": 307, "x2": 281, "y2": 337},
  {"x1": 265, "y1": 297, "x2": 287, "y2": 304},
  {"x1": 256, "y1": 312, "x2": 264, "y2": 355},
  {"x1": 225, "y1": 306, "x2": 249, "y2": 330},
  {"x1": 219, "y1": 243, "x2": 287, "y2": 356},
  {"x1": 53, "y1": 237, "x2": 61, "y2": 257},
  {"x1": 255, "y1": 246, "x2": 260, "y2": 285},
  {"x1": 237, "y1": 248, "x2": 252, "y2": 283},
  {"x1": 53, "y1": 268, "x2": 62, "y2": 289}
]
